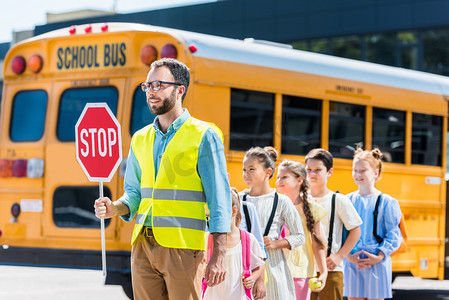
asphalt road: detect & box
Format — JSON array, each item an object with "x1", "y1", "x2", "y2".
[
  {"x1": 2, "y1": 265, "x2": 449, "y2": 300},
  {"x1": 0, "y1": 265, "x2": 129, "y2": 300},
  {"x1": 392, "y1": 276, "x2": 449, "y2": 300}
]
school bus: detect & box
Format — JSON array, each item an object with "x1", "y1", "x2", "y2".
[{"x1": 0, "y1": 22, "x2": 447, "y2": 296}]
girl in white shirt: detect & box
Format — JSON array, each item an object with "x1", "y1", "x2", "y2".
[
  {"x1": 241, "y1": 146, "x2": 305, "y2": 300},
  {"x1": 203, "y1": 188, "x2": 265, "y2": 300}
]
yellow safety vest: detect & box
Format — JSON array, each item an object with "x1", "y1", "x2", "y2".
[{"x1": 130, "y1": 117, "x2": 222, "y2": 250}]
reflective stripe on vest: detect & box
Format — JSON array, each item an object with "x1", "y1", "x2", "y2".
[
  {"x1": 130, "y1": 117, "x2": 223, "y2": 250},
  {"x1": 140, "y1": 188, "x2": 206, "y2": 202}
]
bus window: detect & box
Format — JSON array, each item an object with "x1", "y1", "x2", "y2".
[
  {"x1": 372, "y1": 107, "x2": 405, "y2": 163},
  {"x1": 281, "y1": 95, "x2": 321, "y2": 155},
  {"x1": 10, "y1": 90, "x2": 47, "y2": 142},
  {"x1": 57, "y1": 87, "x2": 118, "y2": 141},
  {"x1": 412, "y1": 113, "x2": 442, "y2": 166},
  {"x1": 53, "y1": 186, "x2": 112, "y2": 228},
  {"x1": 230, "y1": 88, "x2": 274, "y2": 151},
  {"x1": 329, "y1": 101, "x2": 365, "y2": 159},
  {"x1": 130, "y1": 85, "x2": 155, "y2": 135}
]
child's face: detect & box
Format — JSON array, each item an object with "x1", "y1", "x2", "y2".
[
  {"x1": 242, "y1": 158, "x2": 271, "y2": 188},
  {"x1": 276, "y1": 166, "x2": 302, "y2": 196},
  {"x1": 352, "y1": 158, "x2": 378, "y2": 188},
  {"x1": 306, "y1": 158, "x2": 332, "y2": 188}
]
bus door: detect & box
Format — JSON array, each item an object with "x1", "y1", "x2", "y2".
[{"x1": 42, "y1": 78, "x2": 126, "y2": 244}]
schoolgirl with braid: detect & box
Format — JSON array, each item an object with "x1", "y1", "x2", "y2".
[{"x1": 276, "y1": 160, "x2": 328, "y2": 300}]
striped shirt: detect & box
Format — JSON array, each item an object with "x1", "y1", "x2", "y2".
[
  {"x1": 343, "y1": 192, "x2": 402, "y2": 299},
  {"x1": 240, "y1": 189, "x2": 305, "y2": 300}
]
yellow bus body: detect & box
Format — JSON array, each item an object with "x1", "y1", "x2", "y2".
[{"x1": 0, "y1": 23, "x2": 447, "y2": 286}]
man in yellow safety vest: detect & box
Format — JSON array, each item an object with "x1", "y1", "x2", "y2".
[{"x1": 94, "y1": 58, "x2": 231, "y2": 300}]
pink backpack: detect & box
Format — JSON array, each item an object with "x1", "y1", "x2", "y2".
[{"x1": 202, "y1": 229, "x2": 252, "y2": 299}]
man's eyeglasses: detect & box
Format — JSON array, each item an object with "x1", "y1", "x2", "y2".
[{"x1": 140, "y1": 81, "x2": 181, "y2": 92}]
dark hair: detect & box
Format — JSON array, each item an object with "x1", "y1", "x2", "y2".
[
  {"x1": 151, "y1": 58, "x2": 190, "y2": 101},
  {"x1": 231, "y1": 187, "x2": 242, "y2": 226},
  {"x1": 305, "y1": 148, "x2": 333, "y2": 171},
  {"x1": 354, "y1": 147, "x2": 383, "y2": 180},
  {"x1": 244, "y1": 146, "x2": 278, "y2": 179},
  {"x1": 279, "y1": 160, "x2": 326, "y2": 249}
]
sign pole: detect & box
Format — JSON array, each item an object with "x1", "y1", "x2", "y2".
[
  {"x1": 99, "y1": 180, "x2": 107, "y2": 279},
  {"x1": 75, "y1": 102, "x2": 122, "y2": 284}
]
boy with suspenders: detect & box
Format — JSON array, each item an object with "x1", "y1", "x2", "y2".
[{"x1": 305, "y1": 149, "x2": 362, "y2": 300}]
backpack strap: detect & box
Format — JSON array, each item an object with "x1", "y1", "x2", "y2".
[
  {"x1": 202, "y1": 234, "x2": 214, "y2": 297},
  {"x1": 373, "y1": 193, "x2": 384, "y2": 245},
  {"x1": 327, "y1": 193, "x2": 337, "y2": 257},
  {"x1": 242, "y1": 194, "x2": 252, "y2": 233},
  {"x1": 263, "y1": 192, "x2": 279, "y2": 237},
  {"x1": 240, "y1": 229, "x2": 252, "y2": 299}
]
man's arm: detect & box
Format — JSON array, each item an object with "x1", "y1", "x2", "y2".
[
  {"x1": 95, "y1": 198, "x2": 130, "y2": 219},
  {"x1": 197, "y1": 127, "x2": 232, "y2": 286},
  {"x1": 204, "y1": 232, "x2": 227, "y2": 286},
  {"x1": 95, "y1": 147, "x2": 141, "y2": 221}
]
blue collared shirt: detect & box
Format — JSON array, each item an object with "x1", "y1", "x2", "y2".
[{"x1": 119, "y1": 109, "x2": 231, "y2": 234}]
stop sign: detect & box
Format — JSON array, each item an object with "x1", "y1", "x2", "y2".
[{"x1": 75, "y1": 103, "x2": 122, "y2": 182}]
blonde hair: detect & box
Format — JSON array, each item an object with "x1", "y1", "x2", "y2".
[
  {"x1": 231, "y1": 187, "x2": 242, "y2": 226},
  {"x1": 244, "y1": 146, "x2": 278, "y2": 179},
  {"x1": 279, "y1": 160, "x2": 326, "y2": 249},
  {"x1": 354, "y1": 147, "x2": 383, "y2": 179}
]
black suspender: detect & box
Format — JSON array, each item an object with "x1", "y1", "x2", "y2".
[
  {"x1": 242, "y1": 192, "x2": 279, "y2": 237},
  {"x1": 264, "y1": 192, "x2": 279, "y2": 237},
  {"x1": 327, "y1": 193, "x2": 337, "y2": 257},
  {"x1": 242, "y1": 194, "x2": 252, "y2": 232},
  {"x1": 373, "y1": 193, "x2": 384, "y2": 244}
]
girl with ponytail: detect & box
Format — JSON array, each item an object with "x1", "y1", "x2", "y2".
[
  {"x1": 241, "y1": 146, "x2": 305, "y2": 300},
  {"x1": 276, "y1": 160, "x2": 328, "y2": 300},
  {"x1": 343, "y1": 148, "x2": 403, "y2": 300}
]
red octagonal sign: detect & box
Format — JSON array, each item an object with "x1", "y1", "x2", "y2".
[{"x1": 75, "y1": 103, "x2": 122, "y2": 182}]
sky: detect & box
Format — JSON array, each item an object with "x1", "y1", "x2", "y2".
[{"x1": 0, "y1": 0, "x2": 213, "y2": 43}]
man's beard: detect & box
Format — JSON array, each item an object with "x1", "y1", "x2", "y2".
[{"x1": 148, "y1": 89, "x2": 177, "y2": 115}]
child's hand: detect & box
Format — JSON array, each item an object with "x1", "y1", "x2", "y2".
[
  {"x1": 356, "y1": 250, "x2": 385, "y2": 269},
  {"x1": 242, "y1": 274, "x2": 256, "y2": 289},
  {"x1": 346, "y1": 251, "x2": 362, "y2": 265},
  {"x1": 264, "y1": 236, "x2": 275, "y2": 250},
  {"x1": 312, "y1": 272, "x2": 327, "y2": 292},
  {"x1": 252, "y1": 280, "x2": 266, "y2": 299},
  {"x1": 326, "y1": 253, "x2": 342, "y2": 271}
]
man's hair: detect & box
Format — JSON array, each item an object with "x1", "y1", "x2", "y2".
[
  {"x1": 151, "y1": 58, "x2": 190, "y2": 101},
  {"x1": 305, "y1": 148, "x2": 333, "y2": 171}
]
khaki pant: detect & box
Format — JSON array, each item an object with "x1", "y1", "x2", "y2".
[
  {"x1": 131, "y1": 228, "x2": 206, "y2": 300},
  {"x1": 311, "y1": 271, "x2": 344, "y2": 300}
]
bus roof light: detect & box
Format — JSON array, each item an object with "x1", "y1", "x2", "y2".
[
  {"x1": 0, "y1": 159, "x2": 13, "y2": 177},
  {"x1": 161, "y1": 44, "x2": 177, "y2": 59},
  {"x1": 189, "y1": 44, "x2": 198, "y2": 53},
  {"x1": 28, "y1": 55, "x2": 43, "y2": 73},
  {"x1": 12, "y1": 159, "x2": 27, "y2": 177},
  {"x1": 27, "y1": 158, "x2": 44, "y2": 178},
  {"x1": 11, "y1": 56, "x2": 26, "y2": 75},
  {"x1": 101, "y1": 23, "x2": 108, "y2": 32},
  {"x1": 84, "y1": 24, "x2": 92, "y2": 33},
  {"x1": 140, "y1": 45, "x2": 158, "y2": 66},
  {"x1": 69, "y1": 25, "x2": 76, "y2": 35}
]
